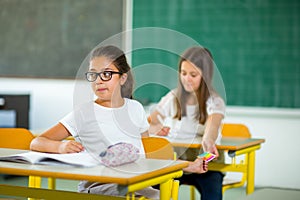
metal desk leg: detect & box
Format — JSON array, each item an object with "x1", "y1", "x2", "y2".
[
  {"x1": 247, "y1": 150, "x2": 256, "y2": 194},
  {"x1": 48, "y1": 177, "x2": 56, "y2": 189},
  {"x1": 160, "y1": 179, "x2": 172, "y2": 200}
]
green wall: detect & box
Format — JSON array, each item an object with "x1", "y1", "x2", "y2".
[{"x1": 132, "y1": 0, "x2": 300, "y2": 108}]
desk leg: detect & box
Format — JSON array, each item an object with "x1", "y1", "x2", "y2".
[
  {"x1": 48, "y1": 177, "x2": 56, "y2": 189},
  {"x1": 160, "y1": 179, "x2": 172, "y2": 200},
  {"x1": 28, "y1": 176, "x2": 41, "y2": 188},
  {"x1": 247, "y1": 150, "x2": 256, "y2": 194}
]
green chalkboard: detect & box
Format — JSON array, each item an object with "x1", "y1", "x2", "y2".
[
  {"x1": 132, "y1": 0, "x2": 300, "y2": 108},
  {"x1": 0, "y1": 0, "x2": 123, "y2": 79}
]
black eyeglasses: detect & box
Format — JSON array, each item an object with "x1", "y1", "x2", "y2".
[{"x1": 85, "y1": 71, "x2": 123, "y2": 82}]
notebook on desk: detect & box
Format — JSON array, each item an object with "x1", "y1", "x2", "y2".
[{"x1": 0, "y1": 151, "x2": 100, "y2": 167}]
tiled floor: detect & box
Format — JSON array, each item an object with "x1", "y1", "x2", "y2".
[
  {"x1": 1, "y1": 175, "x2": 299, "y2": 200},
  {"x1": 178, "y1": 184, "x2": 247, "y2": 200}
]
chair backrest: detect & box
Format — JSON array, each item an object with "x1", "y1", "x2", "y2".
[
  {"x1": 0, "y1": 128, "x2": 34, "y2": 150},
  {"x1": 142, "y1": 137, "x2": 174, "y2": 160},
  {"x1": 221, "y1": 123, "x2": 251, "y2": 138}
]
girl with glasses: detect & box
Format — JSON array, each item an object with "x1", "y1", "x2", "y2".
[{"x1": 30, "y1": 45, "x2": 160, "y2": 198}]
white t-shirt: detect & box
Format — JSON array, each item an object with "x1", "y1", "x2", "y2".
[
  {"x1": 60, "y1": 98, "x2": 149, "y2": 155},
  {"x1": 156, "y1": 90, "x2": 225, "y2": 141},
  {"x1": 155, "y1": 90, "x2": 226, "y2": 162},
  {"x1": 60, "y1": 98, "x2": 157, "y2": 195}
]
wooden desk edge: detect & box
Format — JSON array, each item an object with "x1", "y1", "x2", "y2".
[
  {"x1": 126, "y1": 160, "x2": 188, "y2": 185},
  {"x1": 171, "y1": 138, "x2": 266, "y2": 151},
  {"x1": 0, "y1": 160, "x2": 188, "y2": 186},
  {"x1": 218, "y1": 138, "x2": 266, "y2": 150}
]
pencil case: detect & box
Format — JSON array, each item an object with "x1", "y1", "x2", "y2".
[{"x1": 99, "y1": 142, "x2": 140, "y2": 167}]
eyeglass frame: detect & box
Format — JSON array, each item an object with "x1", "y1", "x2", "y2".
[{"x1": 85, "y1": 71, "x2": 123, "y2": 82}]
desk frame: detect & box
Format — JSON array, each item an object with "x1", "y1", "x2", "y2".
[
  {"x1": 169, "y1": 137, "x2": 265, "y2": 195},
  {"x1": 0, "y1": 148, "x2": 187, "y2": 200},
  {"x1": 209, "y1": 144, "x2": 261, "y2": 194},
  {"x1": 0, "y1": 171, "x2": 183, "y2": 200}
]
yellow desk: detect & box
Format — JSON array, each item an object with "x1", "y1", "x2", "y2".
[
  {"x1": 0, "y1": 148, "x2": 188, "y2": 200},
  {"x1": 165, "y1": 136, "x2": 265, "y2": 195}
]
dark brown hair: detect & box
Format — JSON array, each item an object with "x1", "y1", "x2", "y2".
[{"x1": 90, "y1": 45, "x2": 134, "y2": 98}]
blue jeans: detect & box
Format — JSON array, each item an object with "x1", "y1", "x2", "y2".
[{"x1": 177, "y1": 171, "x2": 224, "y2": 200}]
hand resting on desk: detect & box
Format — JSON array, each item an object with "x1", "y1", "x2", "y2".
[{"x1": 59, "y1": 140, "x2": 84, "y2": 154}]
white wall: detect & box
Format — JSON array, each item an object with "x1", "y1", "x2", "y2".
[
  {"x1": 1, "y1": 77, "x2": 300, "y2": 189},
  {"x1": 0, "y1": 78, "x2": 75, "y2": 133},
  {"x1": 224, "y1": 107, "x2": 300, "y2": 189}
]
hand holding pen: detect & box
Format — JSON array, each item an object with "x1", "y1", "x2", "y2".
[{"x1": 156, "y1": 115, "x2": 171, "y2": 136}]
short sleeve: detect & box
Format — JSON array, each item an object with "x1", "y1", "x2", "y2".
[
  {"x1": 60, "y1": 111, "x2": 79, "y2": 137},
  {"x1": 206, "y1": 96, "x2": 226, "y2": 116},
  {"x1": 156, "y1": 90, "x2": 177, "y2": 117},
  {"x1": 127, "y1": 99, "x2": 149, "y2": 133}
]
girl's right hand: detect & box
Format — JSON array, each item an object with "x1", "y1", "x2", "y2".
[
  {"x1": 156, "y1": 126, "x2": 171, "y2": 136},
  {"x1": 58, "y1": 140, "x2": 84, "y2": 153},
  {"x1": 184, "y1": 158, "x2": 208, "y2": 174}
]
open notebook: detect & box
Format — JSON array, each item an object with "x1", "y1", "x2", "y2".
[{"x1": 0, "y1": 151, "x2": 100, "y2": 167}]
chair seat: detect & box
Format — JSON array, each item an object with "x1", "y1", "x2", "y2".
[{"x1": 223, "y1": 178, "x2": 243, "y2": 186}]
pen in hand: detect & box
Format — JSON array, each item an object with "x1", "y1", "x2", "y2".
[{"x1": 157, "y1": 115, "x2": 170, "y2": 136}]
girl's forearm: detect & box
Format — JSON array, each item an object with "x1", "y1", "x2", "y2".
[
  {"x1": 203, "y1": 113, "x2": 223, "y2": 142},
  {"x1": 30, "y1": 136, "x2": 62, "y2": 153}
]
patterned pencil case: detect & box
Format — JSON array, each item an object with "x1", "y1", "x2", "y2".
[{"x1": 99, "y1": 142, "x2": 140, "y2": 167}]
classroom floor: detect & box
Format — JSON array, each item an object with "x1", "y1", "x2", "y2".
[{"x1": 1, "y1": 175, "x2": 299, "y2": 200}]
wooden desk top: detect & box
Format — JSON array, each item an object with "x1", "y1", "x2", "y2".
[
  {"x1": 163, "y1": 136, "x2": 265, "y2": 150},
  {"x1": 0, "y1": 148, "x2": 188, "y2": 185}
]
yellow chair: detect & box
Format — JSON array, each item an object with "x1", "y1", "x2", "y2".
[
  {"x1": 188, "y1": 123, "x2": 252, "y2": 199},
  {"x1": 142, "y1": 137, "x2": 180, "y2": 200},
  {"x1": 0, "y1": 128, "x2": 55, "y2": 190},
  {"x1": 0, "y1": 128, "x2": 34, "y2": 150},
  {"x1": 221, "y1": 123, "x2": 251, "y2": 193},
  {"x1": 222, "y1": 123, "x2": 251, "y2": 138},
  {"x1": 142, "y1": 137, "x2": 175, "y2": 160}
]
